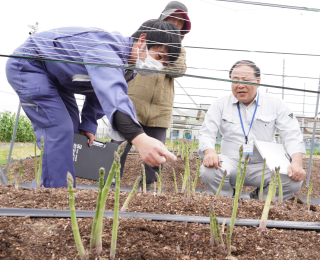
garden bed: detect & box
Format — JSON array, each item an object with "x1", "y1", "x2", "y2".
[
  {"x1": 0, "y1": 185, "x2": 319, "y2": 222},
  {"x1": 2, "y1": 153, "x2": 320, "y2": 259},
  {"x1": 1, "y1": 216, "x2": 319, "y2": 260},
  {"x1": 4, "y1": 154, "x2": 320, "y2": 197}
]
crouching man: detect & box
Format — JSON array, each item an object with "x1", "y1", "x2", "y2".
[{"x1": 198, "y1": 60, "x2": 306, "y2": 201}]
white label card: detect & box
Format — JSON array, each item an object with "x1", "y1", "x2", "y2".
[{"x1": 243, "y1": 144, "x2": 254, "y2": 155}]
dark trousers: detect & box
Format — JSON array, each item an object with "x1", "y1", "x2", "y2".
[{"x1": 111, "y1": 124, "x2": 167, "y2": 184}]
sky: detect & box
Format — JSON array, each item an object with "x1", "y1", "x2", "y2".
[{"x1": 1, "y1": 0, "x2": 320, "y2": 119}]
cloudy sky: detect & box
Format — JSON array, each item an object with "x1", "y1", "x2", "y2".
[{"x1": 1, "y1": 0, "x2": 320, "y2": 118}]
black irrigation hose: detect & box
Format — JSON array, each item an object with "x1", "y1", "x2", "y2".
[
  {"x1": 1, "y1": 54, "x2": 319, "y2": 94},
  {"x1": 1, "y1": 208, "x2": 320, "y2": 230}
]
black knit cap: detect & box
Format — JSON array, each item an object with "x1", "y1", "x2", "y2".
[{"x1": 159, "y1": 1, "x2": 191, "y2": 34}]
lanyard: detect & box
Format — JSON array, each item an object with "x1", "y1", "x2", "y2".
[{"x1": 237, "y1": 92, "x2": 259, "y2": 144}]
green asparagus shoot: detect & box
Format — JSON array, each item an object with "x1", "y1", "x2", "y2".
[
  {"x1": 237, "y1": 154, "x2": 249, "y2": 198},
  {"x1": 307, "y1": 178, "x2": 313, "y2": 211},
  {"x1": 226, "y1": 223, "x2": 231, "y2": 256},
  {"x1": 36, "y1": 136, "x2": 44, "y2": 188},
  {"x1": 90, "y1": 167, "x2": 105, "y2": 249},
  {"x1": 110, "y1": 151, "x2": 122, "y2": 259},
  {"x1": 209, "y1": 205, "x2": 217, "y2": 246},
  {"x1": 121, "y1": 176, "x2": 141, "y2": 212},
  {"x1": 215, "y1": 217, "x2": 224, "y2": 246},
  {"x1": 181, "y1": 146, "x2": 190, "y2": 193},
  {"x1": 34, "y1": 133, "x2": 37, "y2": 184},
  {"x1": 193, "y1": 157, "x2": 201, "y2": 190},
  {"x1": 272, "y1": 167, "x2": 278, "y2": 202},
  {"x1": 259, "y1": 158, "x2": 266, "y2": 201},
  {"x1": 15, "y1": 159, "x2": 23, "y2": 190},
  {"x1": 66, "y1": 172, "x2": 86, "y2": 260},
  {"x1": 94, "y1": 151, "x2": 119, "y2": 255},
  {"x1": 258, "y1": 170, "x2": 276, "y2": 233},
  {"x1": 155, "y1": 172, "x2": 161, "y2": 195},
  {"x1": 187, "y1": 177, "x2": 191, "y2": 202},
  {"x1": 172, "y1": 167, "x2": 178, "y2": 193},
  {"x1": 276, "y1": 166, "x2": 283, "y2": 203},
  {"x1": 141, "y1": 164, "x2": 146, "y2": 194},
  {"x1": 230, "y1": 145, "x2": 243, "y2": 235},
  {"x1": 215, "y1": 170, "x2": 227, "y2": 198}
]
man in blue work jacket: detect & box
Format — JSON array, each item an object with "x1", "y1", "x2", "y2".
[{"x1": 6, "y1": 19, "x2": 181, "y2": 188}]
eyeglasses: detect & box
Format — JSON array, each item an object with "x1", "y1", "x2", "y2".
[{"x1": 231, "y1": 77, "x2": 257, "y2": 85}]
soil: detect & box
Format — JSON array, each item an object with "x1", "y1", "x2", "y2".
[
  {"x1": 4, "y1": 154, "x2": 320, "y2": 198},
  {"x1": 1, "y1": 155, "x2": 320, "y2": 259},
  {"x1": 1, "y1": 216, "x2": 320, "y2": 260},
  {"x1": 0, "y1": 185, "x2": 319, "y2": 222}
]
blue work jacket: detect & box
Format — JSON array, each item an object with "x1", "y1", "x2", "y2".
[{"x1": 17, "y1": 27, "x2": 137, "y2": 135}]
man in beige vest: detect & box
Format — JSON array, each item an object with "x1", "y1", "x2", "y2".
[{"x1": 111, "y1": 1, "x2": 190, "y2": 188}]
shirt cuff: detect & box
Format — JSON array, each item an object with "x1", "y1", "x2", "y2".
[{"x1": 79, "y1": 121, "x2": 97, "y2": 135}]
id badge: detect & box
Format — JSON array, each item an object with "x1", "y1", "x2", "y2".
[{"x1": 243, "y1": 144, "x2": 254, "y2": 155}]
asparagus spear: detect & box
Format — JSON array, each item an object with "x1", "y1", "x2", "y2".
[
  {"x1": 15, "y1": 159, "x2": 23, "y2": 190},
  {"x1": 110, "y1": 150, "x2": 122, "y2": 260},
  {"x1": 307, "y1": 178, "x2": 313, "y2": 211},
  {"x1": 215, "y1": 217, "x2": 224, "y2": 246},
  {"x1": 181, "y1": 147, "x2": 190, "y2": 193},
  {"x1": 276, "y1": 166, "x2": 283, "y2": 203},
  {"x1": 259, "y1": 158, "x2": 266, "y2": 201},
  {"x1": 94, "y1": 142, "x2": 126, "y2": 254},
  {"x1": 66, "y1": 172, "x2": 86, "y2": 260},
  {"x1": 215, "y1": 170, "x2": 227, "y2": 198},
  {"x1": 187, "y1": 177, "x2": 191, "y2": 203},
  {"x1": 36, "y1": 136, "x2": 44, "y2": 188},
  {"x1": 172, "y1": 167, "x2": 178, "y2": 193},
  {"x1": 272, "y1": 167, "x2": 278, "y2": 202},
  {"x1": 121, "y1": 176, "x2": 141, "y2": 212},
  {"x1": 141, "y1": 164, "x2": 146, "y2": 194},
  {"x1": 34, "y1": 133, "x2": 37, "y2": 184},
  {"x1": 237, "y1": 154, "x2": 249, "y2": 198},
  {"x1": 155, "y1": 172, "x2": 161, "y2": 195},
  {"x1": 193, "y1": 157, "x2": 201, "y2": 190},
  {"x1": 229, "y1": 145, "x2": 243, "y2": 234},
  {"x1": 209, "y1": 205, "x2": 218, "y2": 246},
  {"x1": 258, "y1": 170, "x2": 276, "y2": 233},
  {"x1": 90, "y1": 168, "x2": 105, "y2": 249},
  {"x1": 226, "y1": 223, "x2": 231, "y2": 256}
]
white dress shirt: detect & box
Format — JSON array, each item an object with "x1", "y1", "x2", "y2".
[{"x1": 198, "y1": 92, "x2": 306, "y2": 160}]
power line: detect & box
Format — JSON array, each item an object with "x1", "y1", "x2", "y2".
[
  {"x1": 1, "y1": 54, "x2": 320, "y2": 94},
  {"x1": 213, "y1": 0, "x2": 320, "y2": 12},
  {"x1": 184, "y1": 45, "x2": 320, "y2": 58}
]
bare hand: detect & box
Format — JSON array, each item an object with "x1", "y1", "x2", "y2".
[
  {"x1": 80, "y1": 130, "x2": 95, "y2": 147},
  {"x1": 131, "y1": 133, "x2": 177, "y2": 167},
  {"x1": 287, "y1": 153, "x2": 306, "y2": 182},
  {"x1": 287, "y1": 163, "x2": 306, "y2": 182},
  {"x1": 203, "y1": 149, "x2": 222, "y2": 169}
]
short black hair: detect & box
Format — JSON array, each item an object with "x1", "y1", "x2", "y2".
[
  {"x1": 229, "y1": 60, "x2": 261, "y2": 78},
  {"x1": 131, "y1": 19, "x2": 181, "y2": 62}
]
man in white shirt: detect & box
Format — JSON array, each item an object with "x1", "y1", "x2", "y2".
[{"x1": 198, "y1": 60, "x2": 306, "y2": 201}]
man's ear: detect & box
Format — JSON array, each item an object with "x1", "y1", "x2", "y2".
[
  {"x1": 137, "y1": 33, "x2": 147, "y2": 49},
  {"x1": 256, "y1": 77, "x2": 261, "y2": 84}
]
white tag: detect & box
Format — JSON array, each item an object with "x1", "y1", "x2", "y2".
[{"x1": 243, "y1": 144, "x2": 254, "y2": 155}]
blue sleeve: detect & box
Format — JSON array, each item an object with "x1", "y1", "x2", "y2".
[
  {"x1": 82, "y1": 43, "x2": 139, "y2": 131},
  {"x1": 79, "y1": 94, "x2": 105, "y2": 135}
]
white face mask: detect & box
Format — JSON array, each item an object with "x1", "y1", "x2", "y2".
[{"x1": 135, "y1": 46, "x2": 164, "y2": 77}]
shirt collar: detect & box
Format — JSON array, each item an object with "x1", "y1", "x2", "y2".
[{"x1": 232, "y1": 91, "x2": 261, "y2": 106}]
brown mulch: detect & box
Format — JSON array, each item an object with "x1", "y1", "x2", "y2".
[
  {"x1": 0, "y1": 185, "x2": 319, "y2": 222},
  {"x1": 4, "y1": 154, "x2": 320, "y2": 198},
  {"x1": 1, "y1": 216, "x2": 320, "y2": 260}
]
